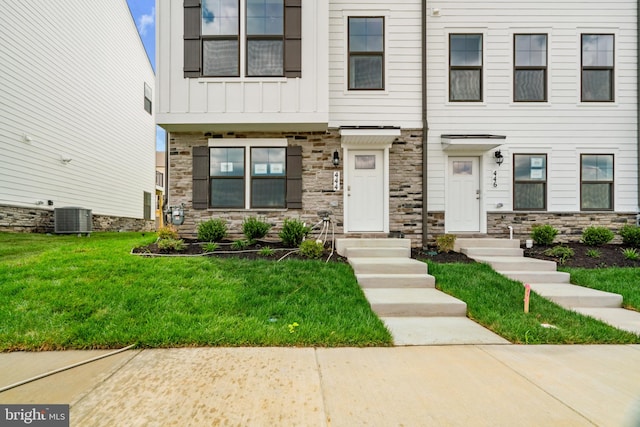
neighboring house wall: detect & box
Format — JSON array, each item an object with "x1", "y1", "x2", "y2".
[
  {"x1": 426, "y1": 0, "x2": 638, "y2": 241},
  {"x1": 0, "y1": 1, "x2": 156, "y2": 232}
]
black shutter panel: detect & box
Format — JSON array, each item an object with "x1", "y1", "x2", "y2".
[
  {"x1": 184, "y1": 0, "x2": 201, "y2": 78},
  {"x1": 286, "y1": 145, "x2": 303, "y2": 209},
  {"x1": 192, "y1": 146, "x2": 209, "y2": 209},
  {"x1": 284, "y1": 0, "x2": 302, "y2": 78}
]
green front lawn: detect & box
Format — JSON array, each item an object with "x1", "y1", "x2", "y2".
[
  {"x1": 0, "y1": 232, "x2": 391, "y2": 351},
  {"x1": 561, "y1": 267, "x2": 640, "y2": 312}
]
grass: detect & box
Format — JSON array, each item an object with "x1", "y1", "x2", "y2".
[
  {"x1": 0, "y1": 232, "x2": 391, "y2": 351},
  {"x1": 427, "y1": 261, "x2": 640, "y2": 344},
  {"x1": 561, "y1": 267, "x2": 640, "y2": 312}
]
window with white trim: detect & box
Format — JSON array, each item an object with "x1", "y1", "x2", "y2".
[
  {"x1": 514, "y1": 34, "x2": 547, "y2": 102},
  {"x1": 581, "y1": 34, "x2": 614, "y2": 102},
  {"x1": 514, "y1": 154, "x2": 547, "y2": 210},
  {"x1": 348, "y1": 16, "x2": 384, "y2": 90},
  {"x1": 581, "y1": 154, "x2": 614, "y2": 210},
  {"x1": 449, "y1": 34, "x2": 483, "y2": 102}
]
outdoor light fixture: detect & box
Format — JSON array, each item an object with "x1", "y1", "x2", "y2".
[
  {"x1": 494, "y1": 150, "x2": 504, "y2": 166},
  {"x1": 332, "y1": 150, "x2": 340, "y2": 166}
]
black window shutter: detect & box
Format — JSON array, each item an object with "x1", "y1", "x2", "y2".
[
  {"x1": 192, "y1": 146, "x2": 209, "y2": 209},
  {"x1": 184, "y1": 0, "x2": 201, "y2": 78},
  {"x1": 284, "y1": 0, "x2": 302, "y2": 78},
  {"x1": 286, "y1": 145, "x2": 303, "y2": 209}
]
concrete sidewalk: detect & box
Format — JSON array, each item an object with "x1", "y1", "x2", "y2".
[{"x1": 1, "y1": 345, "x2": 640, "y2": 426}]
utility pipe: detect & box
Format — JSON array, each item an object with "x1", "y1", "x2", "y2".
[{"x1": 421, "y1": 0, "x2": 429, "y2": 249}]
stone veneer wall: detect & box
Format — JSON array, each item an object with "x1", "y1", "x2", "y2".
[
  {"x1": 168, "y1": 130, "x2": 425, "y2": 246},
  {"x1": 0, "y1": 205, "x2": 154, "y2": 233},
  {"x1": 487, "y1": 211, "x2": 637, "y2": 243}
]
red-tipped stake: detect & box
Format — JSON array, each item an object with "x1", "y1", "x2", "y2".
[{"x1": 524, "y1": 284, "x2": 531, "y2": 313}]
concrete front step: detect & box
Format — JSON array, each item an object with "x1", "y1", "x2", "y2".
[
  {"x1": 501, "y1": 270, "x2": 571, "y2": 284},
  {"x1": 348, "y1": 257, "x2": 428, "y2": 275},
  {"x1": 573, "y1": 307, "x2": 640, "y2": 335},
  {"x1": 461, "y1": 247, "x2": 524, "y2": 257},
  {"x1": 472, "y1": 256, "x2": 557, "y2": 272},
  {"x1": 454, "y1": 238, "x2": 520, "y2": 252},
  {"x1": 336, "y1": 238, "x2": 411, "y2": 257},
  {"x1": 345, "y1": 247, "x2": 411, "y2": 258},
  {"x1": 381, "y1": 317, "x2": 510, "y2": 345},
  {"x1": 528, "y1": 283, "x2": 623, "y2": 308},
  {"x1": 363, "y1": 288, "x2": 467, "y2": 317},
  {"x1": 356, "y1": 273, "x2": 435, "y2": 288}
]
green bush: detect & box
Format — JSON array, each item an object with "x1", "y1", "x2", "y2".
[
  {"x1": 157, "y1": 238, "x2": 185, "y2": 252},
  {"x1": 435, "y1": 234, "x2": 456, "y2": 253},
  {"x1": 620, "y1": 225, "x2": 640, "y2": 247},
  {"x1": 242, "y1": 216, "x2": 272, "y2": 241},
  {"x1": 157, "y1": 225, "x2": 179, "y2": 240},
  {"x1": 299, "y1": 240, "x2": 324, "y2": 259},
  {"x1": 231, "y1": 239, "x2": 250, "y2": 250},
  {"x1": 621, "y1": 247, "x2": 639, "y2": 260},
  {"x1": 586, "y1": 248, "x2": 601, "y2": 258},
  {"x1": 279, "y1": 218, "x2": 310, "y2": 247},
  {"x1": 543, "y1": 245, "x2": 574, "y2": 264},
  {"x1": 203, "y1": 242, "x2": 219, "y2": 252},
  {"x1": 197, "y1": 219, "x2": 227, "y2": 242},
  {"x1": 531, "y1": 224, "x2": 558, "y2": 245},
  {"x1": 581, "y1": 226, "x2": 614, "y2": 246},
  {"x1": 258, "y1": 247, "x2": 275, "y2": 256}
]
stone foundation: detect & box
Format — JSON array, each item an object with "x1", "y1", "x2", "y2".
[{"x1": 0, "y1": 205, "x2": 154, "y2": 233}]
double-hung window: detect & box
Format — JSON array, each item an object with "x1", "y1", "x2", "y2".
[
  {"x1": 581, "y1": 154, "x2": 614, "y2": 210},
  {"x1": 348, "y1": 17, "x2": 384, "y2": 90},
  {"x1": 514, "y1": 154, "x2": 547, "y2": 210},
  {"x1": 202, "y1": 0, "x2": 240, "y2": 77},
  {"x1": 514, "y1": 34, "x2": 547, "y2": 102},
  {"x1": 246, "y1": 0, "x2": 284, "y2": 76},
  {"x1": 449, "y1": 34, "x2": 483, "y2": 102},
  {"x1": 581, "y1": 34, "x2": 614, "y2": 102}
]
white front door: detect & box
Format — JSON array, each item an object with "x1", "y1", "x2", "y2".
[
  {"x1": 347, "y1": 150, "x2": 384, "y2": 232},
  {"x1": 447, "y1": 157, "x2": 480, "y2": 232}
]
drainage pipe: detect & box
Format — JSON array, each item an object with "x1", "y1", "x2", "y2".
[
  {"x1": 421, "y1": 0, "x2": 430, "y2": 249},
  {"x1": 637, "y1": 0, "x2": 640, "y2": 225}
]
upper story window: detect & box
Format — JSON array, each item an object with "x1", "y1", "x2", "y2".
[
  {"x1": 348, "y1": 17, "x2": 384, "y2": 90},
  {"x1": 184, "y1": 0, "x2": 301, "y2": 79},
  {"x1": 144, "y1": 83, "x2": 152, "y2": 114},
  {"x1": 581, "y1": 154, "x2": 614, "y2": 210},
  {"x1": 449, "y1": 34, "x2": 483, "y2": 102},
  {"x1": 514, "y1": 34, "x2": 547, "y2": 102},
  {"x1": 581, "y1": 34, "x2": 614, "y2": 102},
  {"x1": 514, "y1": 154, "x2": 547, "y2": 210}
]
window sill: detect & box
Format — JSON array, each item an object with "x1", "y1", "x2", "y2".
[
  {"x1": 207, "y1": 208, "x2": 288, "y2": 212},
  {"x1": 197, "y1": 77, "x2": 289, "y2": 84}
]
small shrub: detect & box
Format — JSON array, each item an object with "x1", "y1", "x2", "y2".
[
  {"x1": 242, "y1": 216, "x2": 272, "y2": 241},
  {"x1": 299, "y1": 240, "x2": 324, "y2": 259},
  {"x1": 197, "y1": 219, "x2": 227, "y2": 242},
  {"x1": 581, "y1": 226, "x2": 614, "y2": 246},
  {"x1": 621, "y1": 247, "x2": 639, "y2": 260},
  {"x1": 586, "y1": 248, "x2": 601, "y2": 259},
  {"x1": 157, "y1": 238, "x2": 185, "y2": 252},
  {"x1": 544, "y1": 245, "x2": 574, "y2": 264},
  {"x1": 435, "y1": 234, "x2": 456, "y2": 253},
  {"x1": 157, "y1": 225, "x2": 179, "y2": 240},
  {"x1": 203, "y1": 242, "x2": 219, "y2": 252},
  {"x1": 258, "y1": 246, "x2": 275, "y2": 257},
  {"x1": 231, "y1": 239, "x2": 250, "y2": 250},
  {"x1": 279, "y1": 218, "x2": 310, "y2": 247},
  {"x1": 531, "y1": 224, "x2": 558, "y2": 246},
  {"x1": 620, "y1": 225, "x2": 640, "y2": 247}
]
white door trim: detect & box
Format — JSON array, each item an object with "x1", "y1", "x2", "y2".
[{"x1": 342, "y1": 144, "x2": 390, "y2": 234}]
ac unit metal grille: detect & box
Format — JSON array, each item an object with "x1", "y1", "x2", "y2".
[{"x1": 54, "y1": 208, "x2": 92, "y2": 234}]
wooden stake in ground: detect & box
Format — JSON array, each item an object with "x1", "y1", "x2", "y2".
[{"x1": 524, "y1": 284, "x2": 531, "y2": 313}]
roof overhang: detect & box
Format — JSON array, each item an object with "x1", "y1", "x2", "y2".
[
  {"x1": 441, "y1": 134, "x2": 506, "y2": 151},
  {"x1": 340, "y1": 127, "x2": 401, "y2": 146}
]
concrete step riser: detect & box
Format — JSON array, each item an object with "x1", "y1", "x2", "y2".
[
  {"x1": 502, "y1": 272, "x2": 571, "y2": 284},
  {"x1": 371, "y1": 303, "x2": 468, "y2": 318},
  {"x1": 483, "y1": 260, "x2": 557, "y2": 272},
  {"x1": 352, "y1": 264, "x2": 427, "y2": 275},
  {"x1": 462, "y1": 248, "x2": 524, "y2": 257},
  {"x1": 336, "y1": 238, "x2": 410, "y2": 257},
  {"x1": 454, "y1": 238, "x2": 520, "y2": 251},
  {"x1": 546, "y1": 295, "x2": 623, "y2": 309},
  {"x1": 357, "y1": 275, "x2": 435, "y2": 288},
  {"x1": 346, "y1": 248, "x2": 411, "y2": 258}
]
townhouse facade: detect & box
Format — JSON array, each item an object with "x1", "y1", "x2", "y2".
[{"x1": 158, "y1": 0, "x2": 639, "y2": 247}]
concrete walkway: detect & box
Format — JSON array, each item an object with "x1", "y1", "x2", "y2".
[{"x1": 1, "y1": 346, "x2": 640, "y2": 426}]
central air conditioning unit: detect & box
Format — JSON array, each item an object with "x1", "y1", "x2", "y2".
[{"x1": 54, "y1": 207, "x2": 92, "y2": 234}]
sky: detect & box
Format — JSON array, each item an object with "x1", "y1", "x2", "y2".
[{"x1": 127, "y1": 0, "x2": 165, "y2": 151}]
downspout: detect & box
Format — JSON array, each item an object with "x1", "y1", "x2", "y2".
[
  {"x1": 637, "y1": 0, "x2": 640, "y2": 225},
  {"x1": 421, "y1": 0, "x2": 430, "y2": 249},
  {"x1": 164, "y1": 130, "x2": 169, "y2": 225}
]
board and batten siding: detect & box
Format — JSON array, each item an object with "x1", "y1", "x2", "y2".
[
  {"x1": 328, "y1": 0, "x2": 423, "y2": 128},
  {"x1": 426, "y1": 0, "x2": 638, "y2": 213},
  {"x1": 0, "y1": 1, "x2": 156, "y2": 219},
  {"x1": 156, "y1": 0, "x2": 329, "y2": 131}
]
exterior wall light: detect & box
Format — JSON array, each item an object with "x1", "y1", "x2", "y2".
[
  {"x1": 333, "y1": 150, "x2": 340, "y2": 166},
  {"x1": 494, "y1": 150, "x2": 504, "y2": 166}
]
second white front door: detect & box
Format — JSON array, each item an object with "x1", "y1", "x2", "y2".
[
  {"x1": 447, "y1": 157, "x2": 480, "y2": 232},
  {"x1": 347, "y1": 150, "x2": 384, "y2": 232}
]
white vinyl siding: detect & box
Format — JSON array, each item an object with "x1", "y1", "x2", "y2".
[
  {"x1": 0, "y1": 2, "x2": 156, "y2": 220},
  {"x1": 426, "y1": 0, "x2": 637, "y2": 215}
]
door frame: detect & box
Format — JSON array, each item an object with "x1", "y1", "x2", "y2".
[
  {"x1": 444, "y1": 154, "x2": 486, "y2": 234},
  {"x1": 342, "y1": 144, "x2": 390, "y2": 234}
]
